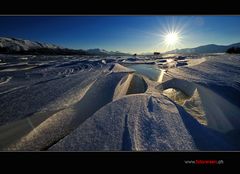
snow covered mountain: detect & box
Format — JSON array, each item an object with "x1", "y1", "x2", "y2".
[
  {"x1": 86, "y1": 48, "x2": 130, "y2": 56},
  {"x1": 0, "y1": 37, "x2": 62, "y2": 51},
  {"x1": 0, "y1": 37, "x2": 89, "y2": 55},
  {"x1": 0, "y1": 37, "x2": 130, "y2": 56},
  {"x1": 166, "y1": 43, "x2": 240, "y2": 54}
]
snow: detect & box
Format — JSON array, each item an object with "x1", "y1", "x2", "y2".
[
  {"x1": 0, "y1": 37, "x2": 60, "y2": 51},
  {"x1": 157, "y1": 77, "x2": 240, "y2": 133},
  {"x1": 163, "y1": 55, "x2": 240, "y2": 133},
  {"x1": 3, "y1": 63, "x2": 135, "y2": 150},
  {"x1": 109, "y1": 63, "x2": 135, "y2": 73},
  {"x1": 0, "y1": 53, "x2": 239, "y2": 151},
  {"x1": 0, "y1": 76, "x2": 12, "y2": 85},
  {"x1": 49, "y1": 93, "x2": 233, "y2": 151}
]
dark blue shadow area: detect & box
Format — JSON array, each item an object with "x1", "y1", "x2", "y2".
[
  {"x1": 122, "y1": 114, "x2": 132, "y2": 151},
  {"x1": 201, "y1": 83, "x2": 240, "y2": 108},
  {"x1": 175, "y1": 104, "x2": 237, "y2": 151}
]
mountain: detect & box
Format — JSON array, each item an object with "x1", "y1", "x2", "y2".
[
  {"x1": 86, "y1": 48, "x2": 130, "y2": 56},
  {"x1": 139, "y1": 52, "x2": 154, "y2": 55},
  {"x1": 0, "y1": 37, "x2": 130, "y2": 56},
  {"x1": 166, "y1": 43, "x2": 240, "y2": 54},
  {"x1": 0, "y1": 37, "x2": 62, "y2": 51},
  {"x1": 0, "y1": 37, "x2": 88, "y2": 55}
]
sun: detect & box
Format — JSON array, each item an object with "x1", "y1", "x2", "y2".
[
  {"x1": 142, "y1": 17, "x2": 186, "y2": 52},
  {"x1": 164, "y1": 32, "x2": 179, "y2": 46}
]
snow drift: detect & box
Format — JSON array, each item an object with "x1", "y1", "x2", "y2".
[
  {"x1": 157, "y1": 78, "x2": 240, "y2": 133},
  {"x1": 0, "y1": 53, "x2": 239, "y2": 151},
  {"x1": 3, "y1": 64, "x2": 137, "y2": 150},
  {"x1": 49, "y1": 93, "x2": 233, "y2": 151}
]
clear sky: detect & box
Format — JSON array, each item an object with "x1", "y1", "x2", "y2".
[{"x1": 1, "y1": 16, "x2": 240, "y2": 54}]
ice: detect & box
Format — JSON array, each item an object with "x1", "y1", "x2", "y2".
[
  {"x1": 50, "y1": 93, "x2": 233, "y2": 151},
  {"x1": 0, "y1": 53, "x2": 239, "y2": 151}
]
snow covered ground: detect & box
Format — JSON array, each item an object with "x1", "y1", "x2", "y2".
[{"x1": 0, "y1": 53, "x2": 239, "y2": 151}]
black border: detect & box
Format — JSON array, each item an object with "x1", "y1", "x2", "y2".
[
  {"x1": 1, "y1": 0, "x2": 240, "y2": 14},
  {"x1": 0, "y1": 152, "x2": 239, "y2": 172}
]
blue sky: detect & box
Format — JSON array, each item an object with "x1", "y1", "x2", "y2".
[{"x1": 1, "y1": 16, "x2": 240, "y2": 53}]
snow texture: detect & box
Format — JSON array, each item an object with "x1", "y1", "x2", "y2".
[
  {"x1": 0, "y1": 53, "x2": 239, "y2": 151},
  {"x1": 50, "y1": 94, "x2": 233, "y2": 151}
]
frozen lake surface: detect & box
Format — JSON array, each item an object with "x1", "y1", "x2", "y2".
[{"x1": 0, "y1": 53, "x2": 239, "y2": 151}]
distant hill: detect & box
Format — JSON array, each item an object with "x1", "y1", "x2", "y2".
[
  {"x1": 86, "y1": 48, "x2": 130, "y2": 56},
  {"x1": 0, "y1": 37, "x2": 130, "y2": 56},
  {"x1": 166, "y1": 43, "x2": 240, "y2": 54},
  {"x1": 139, "y1": 52, "x2": 154, "y2": 55}
]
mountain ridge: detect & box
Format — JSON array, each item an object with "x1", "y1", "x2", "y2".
[
  {"x1": 0, "y1": 37, "x2": 130, "y2": 56},
  {"x1": 165, "y1": 42, "x2": 240, "y2": 54}
]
